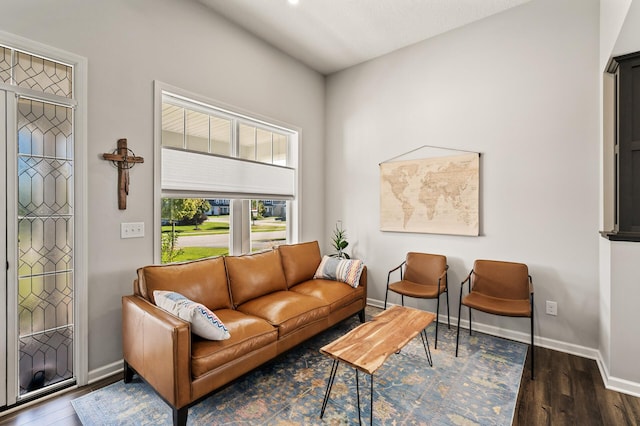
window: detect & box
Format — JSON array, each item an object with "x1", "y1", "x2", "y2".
[
  {"x1": 157, "y1": 87, "x2": 297, "y2": 262},
  {"x1": 250, "y1": 199, "x2": 287, "y2": 252}
]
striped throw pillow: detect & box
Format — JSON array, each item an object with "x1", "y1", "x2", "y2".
[{"x1": 313, "y1": 255, "x2": 364, "y2": 288}]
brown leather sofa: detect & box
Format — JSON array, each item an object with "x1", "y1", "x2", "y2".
[{"x1": 121, "y1": 241, "x2": 367, "y2": 426}]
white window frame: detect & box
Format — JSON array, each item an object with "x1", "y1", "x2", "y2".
[{"x1": 153, "y1": 81, "x2": 300, "y2": 260}]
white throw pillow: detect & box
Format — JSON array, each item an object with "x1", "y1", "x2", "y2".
[{"x1": 154, "y1": 290, "x2": 230, "y2": 340}]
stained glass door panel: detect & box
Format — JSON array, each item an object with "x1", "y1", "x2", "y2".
[
  {"x1": 16, "y1": 98, "x2": 74, "y2": 395},
  {"x1": 0, "y1": 89, "x2": 7, "y2": 407}
]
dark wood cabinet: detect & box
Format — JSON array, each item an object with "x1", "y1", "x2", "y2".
[{"x1": 604, "y1": 51, "x2": 640, "y2": 241}]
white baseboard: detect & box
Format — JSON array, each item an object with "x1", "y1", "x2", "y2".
[
  {"x1": 368, "y1": 298, "x2": 640, "y2": 396},
  {"x1": 596, "y1": 354, "x2": 640, "y2": 397},
  {"x1": 368, "y1": 298, "x2": 598, "y2": 358},
  {"x1": 88, "y1": 359, "x2": 123, "y2": 384}
]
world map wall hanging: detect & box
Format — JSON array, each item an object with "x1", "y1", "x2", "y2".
[{"x1": 379, "y1": 150, "x2": 480, "y2": 236}]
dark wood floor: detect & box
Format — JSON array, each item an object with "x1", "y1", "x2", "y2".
[
  {"x1": 1, "y1": 346, "x2": 639, "y2": 425},
  {"x1": 515, "y1": 347, "x2": 640, "y2": 425}
]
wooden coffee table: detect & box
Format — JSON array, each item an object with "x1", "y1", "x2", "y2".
[{"x1": 319, "y1": 305, "x2": 436, "y2": 425}]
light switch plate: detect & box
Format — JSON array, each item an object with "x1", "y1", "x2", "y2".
[{"x1": 121, "y1": 222, "x2": 144, "y2": 239}]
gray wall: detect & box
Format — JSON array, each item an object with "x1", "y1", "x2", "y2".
[
  {"x1": 325, "y1": 0, "x2": 600, "y2": 350},
  {"x1": 0, "y1": 0, "x2": 325, "y2": 374},
  {"x1": 2, "y1": 0, "x2": 639, "y2": 394}
]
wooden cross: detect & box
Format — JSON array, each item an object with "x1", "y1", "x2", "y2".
[{"x1": 102, "y1": 138, "x2": 144, "y2": 210}]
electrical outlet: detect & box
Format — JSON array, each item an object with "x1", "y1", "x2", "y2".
[
  {"x1": 121, "y1": 222, "x2": 145, "y2": 239},
  {"x1": 545, "y1": 300, "x2": 557, "y2": 316}
]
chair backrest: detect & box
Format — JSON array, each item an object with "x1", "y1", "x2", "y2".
[
  {"x1": 472, "y1": 260, "x2": 529, "y2": 300},
  {"x1": 403, "y1": 252, "x2": 447, "y2": 287}
]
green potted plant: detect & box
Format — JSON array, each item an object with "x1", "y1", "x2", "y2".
[{"x1": 330, "y1": 221, "x2": 350, "y2": 259}]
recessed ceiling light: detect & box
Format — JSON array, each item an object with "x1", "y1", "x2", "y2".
[{"x1": 288, "y1": 0, "x2": 299, "y2": 5}]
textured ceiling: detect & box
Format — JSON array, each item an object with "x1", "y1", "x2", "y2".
[{"x1": 198, "y1": 0, "x2": 531, "y2": 75}]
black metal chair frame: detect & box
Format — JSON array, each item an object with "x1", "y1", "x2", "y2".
[
  {"x1": 384, "y1": 261, "x2": 450, "y2": 349},
  {"x1": 455, "y1": 269, "x2": 535, "y2": 379}
]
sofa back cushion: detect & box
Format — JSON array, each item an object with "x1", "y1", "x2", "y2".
[
  {"x1": 278, "y1": 241, "x2": 322, "y2": 288},
  {"x1": 225, "y1": 250, "x2": 287, "y2": 307},
  {"x1": 137, "y1": 256, "x2": 232, "y2": 310}
]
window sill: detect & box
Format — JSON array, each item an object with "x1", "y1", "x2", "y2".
[{"x1": 600, "y1": 231, "x2": 640, "y2": 242}]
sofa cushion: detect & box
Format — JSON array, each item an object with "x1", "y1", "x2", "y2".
[
  {"x1": 191, "y1": 309, "x2": 278, "y2": 379},
  {"x1": 313, "y1": 256, "x2": 365, "y2": 288},
  {"x1": 278, "y1": 241, "x2": 322, "y2": 288},
  {"x1": 290, "y1": 279, "x2": 365, "y2": 312},
  {"x1": 138, "y1": 256, "x2": 232, "y2": 310},
  {"x1": 225, "y1": 250, "x2": 288, "y2": 307},
  {"x1": 154, "y1": 290, "x2": 230, "y2": 340},
  {"x1": 237, "y1": 291, "x2": 330, "y2": 338}
]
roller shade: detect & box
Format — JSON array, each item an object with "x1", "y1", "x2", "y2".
[{"x1": 161, "y1": 147, "x2": 295, "y2": 198}]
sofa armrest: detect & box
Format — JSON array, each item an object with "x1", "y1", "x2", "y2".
[
  {"x1": 122, "y1": 295, "x2": 192, "y2": 409},
  {"x1": 359, "y1": 266, "x2": 368, "y2": 292}
]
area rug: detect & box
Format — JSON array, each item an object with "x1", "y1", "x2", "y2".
[{"x1": 72, "y1": 307, "x2": 527, "y2": 425}]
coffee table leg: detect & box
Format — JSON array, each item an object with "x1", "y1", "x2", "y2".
[
  {"x1": 420, "y1": 329, "x2": 433, "y2": 367},
  {"x1": 320, "y1": 359, "x2": 339, "y2": 418},
  {"x1": 370, "y1": 374, "x2": 374, "y2": 426},
  {"x1": 356, "y1": 370, "x2": 362, "y2": 426}
]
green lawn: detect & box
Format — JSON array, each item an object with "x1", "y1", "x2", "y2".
[
  {"x1": 169, "y1": 243, "x2": 285, "y2": 262},
  {"x1": 250, "y1": 224, "x2": 287, "y2": 232},
  {"x1": 162, "y1": 220, "x2": 285, "y2": 236},
  {"x1": 172, "y1": 247, "x2": 229, "y2": 262},
  {"x1": 161, "y1": 221, "x2": 229, "y2": 235},
  {"x1": 162, "y1": 218, "x2": 286, "y2": 263}
]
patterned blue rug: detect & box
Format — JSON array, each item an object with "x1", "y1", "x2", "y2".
[{"x1": 72, "y1": 307, "x2": 527, "y2": 425}]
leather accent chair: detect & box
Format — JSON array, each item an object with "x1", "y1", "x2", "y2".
[
  {"x1": 455, "y1": 259, "x2": 534, "y2": 379},
  {"x1": 384, "y1": 252, "x2": 449, "y2": 349}
]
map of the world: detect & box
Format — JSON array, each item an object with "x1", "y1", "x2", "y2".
[{"x1": 380, "y1": 153, "x2": 479, "y2": 236}]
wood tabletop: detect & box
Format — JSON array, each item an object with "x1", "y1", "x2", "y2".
[{"x1": 320, "y1": 305, "x2": 436, "y2": 375}]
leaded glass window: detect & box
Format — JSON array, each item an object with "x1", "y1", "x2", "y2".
[
  {"x1": 0, "y1": 46, "x2": 11, "y2": 83},
  {"x1": 17, "y1": 98, "x2": 74, "y2": 395},
  {"x1": 1, "y1": 43, "x2": 76, "y2": 398},
  {"x1": 14, "y1": 51, "x2": 72, "y2": 98}
]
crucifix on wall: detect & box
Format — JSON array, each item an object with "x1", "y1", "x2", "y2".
[{"x1": 102, "y1": 138, "x2": 144, "y2": 210}]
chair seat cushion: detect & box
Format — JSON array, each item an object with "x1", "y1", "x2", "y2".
[
  {"x1": 237, "y1": 291, "x2": 329, "y2": 338},
  {"x1": 389, "y1": 280, "x2": 441, "y2": 298},
  {"x1": 462, "y1": 292, "x2": 531, "y2": 317},
  {"x1": 191, "y1": 309, "x2": 277, "y2": 379}
]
